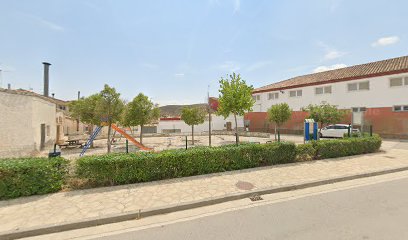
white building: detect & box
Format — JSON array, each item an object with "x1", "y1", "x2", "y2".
[
  {"x1": 157, "y1": 115, "x2": 244, "y2": 134},
  {"x1": 0, "y1": 89, "x2": 57, "y2": 157},
  {"x1": 247, "y1": 55, "x2": 408, "y2": 138}
]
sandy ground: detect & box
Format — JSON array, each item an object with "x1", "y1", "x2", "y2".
[{"x1": 53, "y1": 134, "x2": 305, "y2": 160}]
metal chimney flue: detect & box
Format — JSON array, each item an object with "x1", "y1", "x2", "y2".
[{"x1": 42, "y1": 62, "x2": 51, "y2": 97}]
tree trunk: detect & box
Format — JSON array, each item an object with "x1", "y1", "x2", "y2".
[
  {"x1": 234, "y1": 113, "x2": 239, "y2": 144},
  {"x1": 140, "y1": 124, "x2": 143, "y2": 144},
  {"x1": 107, "y1": 124, "x2": 112, "y2": 153},
  {"x1": 192, "y1": 125, "x2": 194, "y2": 145}
]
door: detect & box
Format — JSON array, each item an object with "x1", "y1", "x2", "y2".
[
  {"x1": 40, "y1": 124, "x2": 46, "y2": 150},
  {"x1": 226, "y1": 122, "x2": 232, "y2": 131},
  {"x1": 56, "y1": 125, "x2": 61, "y2": 143}
]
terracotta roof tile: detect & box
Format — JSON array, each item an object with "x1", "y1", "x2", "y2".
[{"x1": 254, "y1": 55, "x2": 408, "y2": 93}]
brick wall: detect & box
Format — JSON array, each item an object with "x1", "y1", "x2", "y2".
[{"x1": 245, "y1": 108, "x2": 408, "y2": 139}]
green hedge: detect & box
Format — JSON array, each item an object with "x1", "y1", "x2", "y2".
[
  {"x1": 296, "y1": 143, "x2": 316, "y2": 161},
  {"x1": 76, "y1": 142, "x2": 296, "y2": 186},
  {"x1": 0, "y1": 157, "x2": 68, "y2": 200},
  {"x1": 295, "y1": 135, "x2": 382, "y2": 161}
]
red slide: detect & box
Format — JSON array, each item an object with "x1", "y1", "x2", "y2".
[{"x1": 111, "y1": 124, "x2": 152, "y2": 151}]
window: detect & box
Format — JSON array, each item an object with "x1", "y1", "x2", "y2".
[
  {"x1": 348, "y1": 81, "x2": 369, "y2": 91},
  {"x1": 268, "y1": 92, "x2": 279, "y2": 100},
  {"x1": 289, "y1": 89, "x2": 302, "y2": 97},
  {"x1": 359, "y1": 81, "x2": 369, "y2": 90},
  {"x1": 390, "y1": 77, "x2": 408, "y2": 87},
  {"x1": 46, "y1": 125, "x2": 50, "y2": 136},
  {"x1": 393, "y1": 105, "x2": 408, "y2": 112},
  {"x1": 252, "y1": 95, "x2": 261, "y2": 101},
  {"x1": 348, "y1": 83, "x2": 358, "y2": 91},
  {"x1": 315, "y1": 86, "x2": 332, "y2": 95},
  {"x1": 352, "y1": 107, "x2": 366, "y2": 112},
  {"x1": 390, "y1": 77, "x2": 403, "y2": 87}
]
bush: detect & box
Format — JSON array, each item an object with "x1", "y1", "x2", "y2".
[
  {"x1": 76, "y1": 142, "x2": 296, "y2": 186},
  {"x1": 296, "y1": 143, "x2": 316, "y2": 161},
  {"x1": 313, "y1": 135, "x2": 382, "y2": 159},
  {"x1": 0, "y1": 157, "x2": 68, "y2": 200}
]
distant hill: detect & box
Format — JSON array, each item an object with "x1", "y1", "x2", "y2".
[{"x1": 159, "y1": 104, "x2": 207, "y2": 117}]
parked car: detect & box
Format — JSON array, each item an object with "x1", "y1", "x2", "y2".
[{"x1": 319, "y1": 124, "x2": 360, "y2": 138}]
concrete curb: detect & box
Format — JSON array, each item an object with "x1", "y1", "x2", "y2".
[{"x1": 2, "y1": 166, "x2": 408, "y2": 240}]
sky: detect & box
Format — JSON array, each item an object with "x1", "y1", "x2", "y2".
[{"x1": 0, "y1": 0, "x2": 407, "y2": 105}]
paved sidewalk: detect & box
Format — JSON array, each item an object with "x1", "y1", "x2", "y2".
[{"x1": 1, "y1": 147, "x2": 408, "y2": 237}]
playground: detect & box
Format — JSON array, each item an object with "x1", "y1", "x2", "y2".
[{"x1": 58, "y1": 134, "x2": 293, "y2": 160}]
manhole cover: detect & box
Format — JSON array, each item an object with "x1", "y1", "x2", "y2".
[
  {"x1": 235, "y1": 181, "x2": 255, "y2": 190},
  {"x1": 249, "y1": 194, "x2": 263, "y2": 201}
]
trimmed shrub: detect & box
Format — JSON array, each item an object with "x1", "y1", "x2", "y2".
[
  {"x1": 313, "y1": 135, "x2": 382, "y2": 159},
  {"x1": 76, "y1": 142, "x2": 296, "y2": 186},
  {"x1": 296, "y1": 143, "x2": 316, "y2": 161},
  {"x1": 0, "y1": 157, "x2": 68, "y2": 200}
]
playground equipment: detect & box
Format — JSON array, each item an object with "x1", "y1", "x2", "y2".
[
  {"x1": 80, "y1": 124, "x2": 152, "y2": 157},
  {"x1": 111, "y1": 124, "x2": 152, "y2": 151},
  {"x1": 304, "y1": 119, "x2": 318, "y2": 142},
  {"x1": 80, "y1": 126, "x2": 103, "y2": 157}
]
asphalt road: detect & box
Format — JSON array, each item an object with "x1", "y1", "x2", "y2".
[{"x1": 94, "y1": 177, "x2": 408, "y2": 240}]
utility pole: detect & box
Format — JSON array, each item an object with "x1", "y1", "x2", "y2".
[{"x1": 208, "y1": 85, "x2": 212, "y2": 147}]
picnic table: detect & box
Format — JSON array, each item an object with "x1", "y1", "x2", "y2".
[{"x1": 58, "y1": 140, "x2": 83, "y2": 148}]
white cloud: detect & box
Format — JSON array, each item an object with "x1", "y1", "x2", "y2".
[
  {"x1": 324, "y1": 50, "x2": 346, "y2": 60},
  {"x1": 313, "y1": 64, "x2": 347, "y2": 73},
  {"x1": 371, "y1": 36, "x2": 400, "y2": 47},
  {"x1": 174, "y1": 73, "x2": 185, "y2": 77},
  {"x1": 246, "y1": 61, "x2": 274, "y2": 72},
  {"x1": 317, "y1": 41, "x2": 347, "y2": 61},
  {"x1": 233, "y1": 0, "x2": 241, "y2": 14},
  {"x1": 217, "y1": 61, "x2": 240, "y2": 73}
]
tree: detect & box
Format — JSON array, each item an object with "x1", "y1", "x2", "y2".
[
  {"x1": 96, "y1": 85, "x2": 125, "y2": 153},
  {"x1": 69, "y1": 84, "x2": 124, "y2": 153},
  {"x1": 181, "y1": 107, "x2": 206, "y2": 145},
  {"x1": 304, "y1": 102, "x2": 345, "y2": 130},
  {"x1": 267, "y1": 103, "x2": 292, "y2": 142},
  {"x1": 217, "y1": 73, "x2": 255, "y2": 144},
  {"x1": 122, "y1": 93, "x2": 160, "y2": 144}
]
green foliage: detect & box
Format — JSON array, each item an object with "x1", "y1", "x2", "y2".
[
  {"x1": 181, "y1": 107, "x2": 206, "y2": 144},
  {"x1": 122, "y1": 93, "x2": 159, "y2": 128},
  {"x1": 304, "y1": 102, "x2": 346, "y2": 127},
  {"x1": 217, "y1": 73, "x2": 255, "y2": 118},
  {"x1": 69, "y1": 84, "x2": 124, "y2": 152},
  {"x1": 122, "y1": 93, "x2": 160, "y2": 144},
  {"x1": 68, "y1": 94, "x2": 102, "y2": 125},
  {"x1": 96, "y1": 84, "x2": 125, "y2": 125},
  {"x1": 0, "y1": 157, "x2": 68, "y2": 200},
  {"x1": 181, "y1": 107, "x2": 206, "y2": 126},
  {"x1": 69, "y1": 85, "x2": 124, "y2": 126},
  {"x1": 267, "y1": 103, "x2": 292, "y2": 127},
  {"x1": 295, "y1": 143, "x2": 316, "y2": 161},
  {"x1": 313, "y1": 135, "x2": 382, "y2": 159},
  {"x1": 76, "y1": 142, "x2": 296, "y2": 186}
]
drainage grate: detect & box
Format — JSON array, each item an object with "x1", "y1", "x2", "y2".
[{"x1": 249, "y1": 194, "x2": 263, "y2": 201}]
